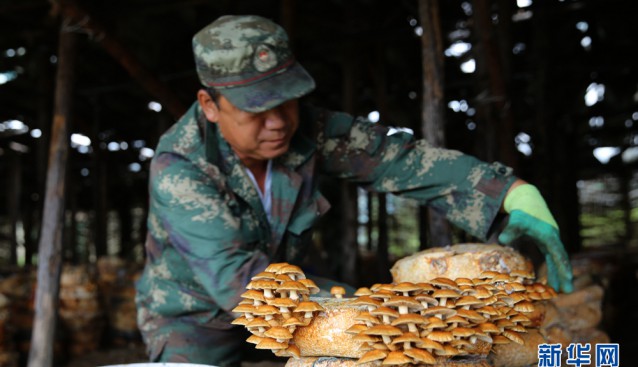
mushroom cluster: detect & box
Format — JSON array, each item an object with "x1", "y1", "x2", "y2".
[
  {"x1": 348, "y1": 270, "x2": 557, "y2": 365},
  {"x1": 231, "y1": 262, "x2": 323, "y2": 358}
]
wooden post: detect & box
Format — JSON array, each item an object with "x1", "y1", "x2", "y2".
[
  {"x1": 473, "y1": 0, "x2": 518, "y2": 170},
  {"x1": 418, "y1": 0, "x2": 452, "y2": 247},
  {"x1": 27, "y1": 26, "x2": 77, "y2": 367},
  {"x1": 8, "y1": 151, "x2": 22, "y2": 265},
  {"x1": 338, "y1": 36, "x2": 359, "y2": 286},
  {"x1": 54, "y1": 0, "x2": 187, "y2": 119}
]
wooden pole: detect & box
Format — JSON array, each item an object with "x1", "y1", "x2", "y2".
[
  {"x1": 418, "y1": 0, "x2": 452, "y2": 247},
  {"x1": 54, "y1": 0, "x2": 187, "y2": 119},
  {"x1": 27, "y1": 25, "x2": 77, "y2": 367},
  {"x1": 473, "y1": 0, "x2": 518, "y2": 170},
  {"x1": 8, "y1": 151, "x2": 22, "y2": 265}
]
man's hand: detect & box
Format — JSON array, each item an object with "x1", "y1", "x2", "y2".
[{"x1": 499, "y1": 182, "x2": 574, "y2": 293}]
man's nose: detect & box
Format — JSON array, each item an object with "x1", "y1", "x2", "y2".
[{"x1": 264, "y1": 106, "x2": 287, "y2": 130}]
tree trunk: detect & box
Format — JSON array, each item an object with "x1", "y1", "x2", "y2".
[
  {"x1": 27, "y1": 27, "x2": 77, "y2": 367},
  {"x1": 418, "y1": 0, "x2": 452, "y2": 247}
]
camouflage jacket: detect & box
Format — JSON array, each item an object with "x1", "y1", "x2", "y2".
[{"x1": 135, "y1": 101, "x2": 516, "y2": 335}]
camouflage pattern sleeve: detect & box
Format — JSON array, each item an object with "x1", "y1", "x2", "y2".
[
  {"x1": 314, "y1": 110, "x2": 517, "y2": 240},
  {"x1": 148, "y1": 151, "x2": 270, "y2": 312}
]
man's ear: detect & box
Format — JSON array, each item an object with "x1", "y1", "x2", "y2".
[{"x1": 197, "y1": 89, "x2": 220, "y2": 123}]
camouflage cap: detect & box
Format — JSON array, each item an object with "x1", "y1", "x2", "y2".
[{"x1": 193, "y1": 15, "x2": 316, "y2": 113}]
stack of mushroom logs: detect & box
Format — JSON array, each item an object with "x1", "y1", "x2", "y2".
[{"x1": 232, "y1": 263, "x2": 557, "y2": 365}]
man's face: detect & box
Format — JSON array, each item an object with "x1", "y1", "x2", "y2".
[{"x1": 200, "y1": 92, "x2": 300, "y2": 166}]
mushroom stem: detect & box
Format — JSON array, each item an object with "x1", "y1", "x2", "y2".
[
  {"x1": 398, "y1": 306, "x2": 408, "y2": 315},
  {"x1": 290, "y1": 290, "x2": 299, "y2": 301},
  {"x1": 263, "y1": 289, "x2": 274, "y2": 299}
]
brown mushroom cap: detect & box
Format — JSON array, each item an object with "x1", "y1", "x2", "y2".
[
  {"x1": 346, "y1": 324, "x2": 369, "y2": 335},
  {"x1": 246, "y1": 317, "x2": 270, "y2": 329},
  {"x1": 382, "y1": 351, "x2": 413, "y2": 366},
  {"x1": 253, "y1": 271, "x2": 277, "y2": 280},
  {"x1": 508, "y1": 324, "x2": 528, "y2": 333},
  {"x1": 432, "y1": 288, "x2": 461, "y2": 299},
  {"x1": 502, "y1": 330, "x2": 524, "y2": 344},
  {"x1": 391, "y1": 314, "x2": 427, "y2": 327},
  {"x1": 421, "y1": 306, "x2": 457, "y2": 318},
  {"x1": 369, "y1": 290, "x2": 394, "y2": 301},
  {"x1": 504, "y1": 282, "x2": 527, "y2": 293},
  {"x1": 370, "y1": 306, "x2": 400, "y2": 319},
  {"x1": 452, "y1": 327, "x2": 476, "y2": 338},
  {"x1": 354, "y1": 333, "x2": 381, "y2": 344},
  {"x1": 232, "y1": 304, "x2": 256, "y2": 314},
  {"x1": 472, "y1": 286, "x2": 493, "y2": 299},
  {"x1": 454, "y1": 277, "x2": 474, "y2": 287},
  {"x1": 331, "y1": 286, "x2": 347, "y2": 298},
  {"x1": 264, "y1": 326, "x2": 293, "y2": 341},
  {"x1": 444, "y1": 315, "x2": 469, "y2": 326},
  {"x1": 286, "y1": 344, "x2": 301, "y2": 359},
  {"x1": 419, "y1": 337, "x2": 444, "y2": 351},
  {"x1": 358, "y1": 350, "x2": 388, "y2": 364},
  {"x1": 510, "y1": 314, "x2": 532, "y2": 326},
  {"x1": 275, "y1": 274, "x2": 293, "y2": 283},
  {"x1": 455, "y1": 295, "x2": 483, "y2": 308},
  {"x1": 423, "y1": 316, "x2": 446, "y2": 329},
  {"x1": 355, "y1": 312, "x2": 382, "y2": 326},
  {"x1": 231, "y1": 316, "x2": 251, "y2": 326},
  {"x1": 282, "y1": 316, "x2": 305, "y2": 329},
  {"x1": 476, "y1": 305, "x2": 499, "y2": 316},
  {"x1": 241, "y1": 290, "x2": 267, "y2": 303},
  {"x1": 246, "y1": 335, "x2": 264, "y2": 344},
  {"x1": 479, "y1": 271, "x2": 501, "y2": 279},
  {"x1": 384, "y1": 296, "x2": 423, "y2": 314},
  {"x1": 352, "y1": 295, "x2": 382, "y2": 309},
  {"x1": 435, "y1": 345, "x2": 460, "y2": 357},
  {"x1": 268, "y1": 297, "x2": 297, "y2": 310},
  {"x1": 514, "y1": 301, "x2": 535, "y2": 313},
  {"x1": 492, "y1": 334, "x2": 511, "y2": 344},
  {"x1": 392, "y1": 282, "x2": 422, "y2": 296},
  {"x1": 255, "y1": 337, "x2": 287, "y2": 350},
  {"x1": 248, "y1": 279, "x2": 279, "y2": 291},
  {"x1": 496, "y1": 319, "x2": 515, "y2": 329},
  {"x1": 455, "y1": 308, "x2": 486, "y2": 323},
  {"x1": 299, "y1": 279, "x2": 320, "y2": 294},
  {"x1": 254, "y1": 305, "x2": 279, "y2": 317},
  {"x1": 429, "y1": 277, "x2": 460, "y2": 290},
  {"x1": 277, "y1": 280, "x2": 309, "y2": 300},
  {"x1": 427, "y1": 330, "x2": 454, "y2": 342},
  {"x1": 363, "y1": 324, "x2": 403, "y2": 337},
  {"x1": 294, "y1": 300, "x2": 325, "y2": 319},
  {"x1": 391, "y1": 332, "x2": 423, "y2": 347},
  {"x1": 478, "y1": 322, "x2": 500, "y2": 334},
  {"x1": 491, "y1": 273, "x2": 512, "y2": 283},
  {"x1": 354, "y1": 287, "x2": 373, "y2": 297},
  {"x1": 265, "y1": 263, "x2": 288, "y2": 273},
  {"x1": 277, "y1": 264, "x2": 306, "y2": 280},
  {"x1": 414, "y1": 294, "x2": 438, "y2": 306},
  {"x1": 404, "y1": 347, "x2": 436, "y2": 365}
]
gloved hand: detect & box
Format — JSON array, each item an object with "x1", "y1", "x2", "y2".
[{"x1": 498, "y1": 182, "x2": 574, "y2": 293}]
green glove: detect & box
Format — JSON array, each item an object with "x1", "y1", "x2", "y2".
[{"x1": 499, "y1": 184, "x2": 574, "y2": 293}]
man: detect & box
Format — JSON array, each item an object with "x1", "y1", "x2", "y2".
[{"x1": 135, "y1": 14, "x2": 573, "y2": 365}]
